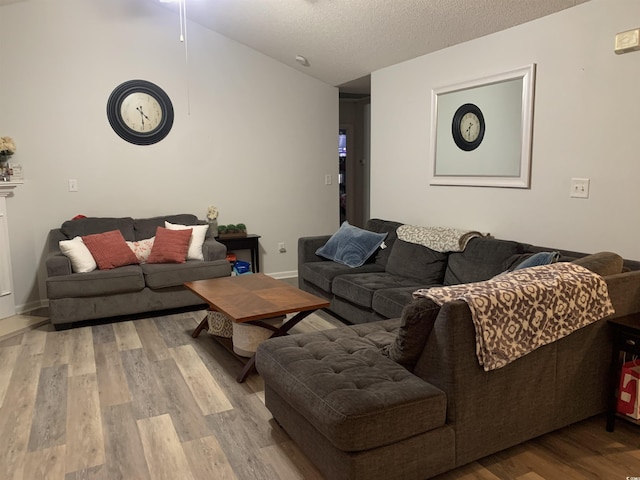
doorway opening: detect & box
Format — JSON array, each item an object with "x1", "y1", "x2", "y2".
[{"x1": 339, "y1": 128, "x2": 347, "y2": 224}]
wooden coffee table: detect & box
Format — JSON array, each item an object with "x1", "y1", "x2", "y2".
[{"x1": 185, "y1": 273, "x2": 330, "y2": 382}]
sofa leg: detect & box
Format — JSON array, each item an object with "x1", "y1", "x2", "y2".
[{"x1": 53, "y1": 322, "x2": 73, "y2": 331}]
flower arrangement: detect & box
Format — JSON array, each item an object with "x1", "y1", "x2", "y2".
[
  {"x1": 206, "y1": 205, "x2": 219, "y2": 221},
  {"x1": 0, "y1": 137, "x2": 16, "y2": 156}
]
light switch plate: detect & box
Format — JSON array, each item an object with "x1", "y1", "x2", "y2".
[{"x1": 570, "y1": 178, "x2": 589, "y2": 199}]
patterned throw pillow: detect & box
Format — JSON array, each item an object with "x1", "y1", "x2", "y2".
[
  {"x1": 146, "y1": 227, "x2": 192, "y2": 264},
  {"x1": 126, "y1": 237, "x2": 155, "y2": 264},
  {"x1": 82, "y1": 230, "x2": 139, "y2": 270}
]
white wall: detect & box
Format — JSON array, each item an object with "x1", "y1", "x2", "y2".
[
  {"x1": 371, "y1": 0, "x2": 640, "y2": 261},
  {"x1": 0, "y1": 0, "x2": 338, "y2": 314}
]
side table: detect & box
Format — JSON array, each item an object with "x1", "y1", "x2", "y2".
[
  {"x1": 607, "y1": 312, "x2": 640, "y2": 431},
  {"x1": 216, "y1": 234, "x2": 261, "y2": 273}
]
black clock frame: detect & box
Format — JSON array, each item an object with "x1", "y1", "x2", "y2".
[
  {"x1": 451, "y1": 103, "x2": 485, "y2": 151},
  {"x1": 106, "y1": 80, "x2": 174, "y2": 145}
]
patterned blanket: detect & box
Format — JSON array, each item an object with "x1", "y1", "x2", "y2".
[
  {"x1": 413, "y1": 263, "x2": 615, "y2": 371},
  {"x1": 397, "y1": 224, "x2": 487, "y2": 252}
]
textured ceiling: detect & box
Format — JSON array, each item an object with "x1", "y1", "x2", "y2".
[
  {"x1": 1, "y1": 0, "x2": 590, "y2": 92},
  {"x1": 166, "y1": 0, "x2": 589, "y2": 93}
]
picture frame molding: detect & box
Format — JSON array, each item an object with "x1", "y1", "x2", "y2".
[{"x1": 429, "y1": 64, "x2": 536, "y2": 188}]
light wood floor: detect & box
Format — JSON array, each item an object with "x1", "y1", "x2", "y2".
[{"x1": 1, "y1": 309, "x2": 640, "y2": 480}]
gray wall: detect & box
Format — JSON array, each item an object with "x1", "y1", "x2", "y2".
[
  {"x1": 0, "y1": 0, "x2": 339, "y2": 315},
  {"x1": 371, "y1": 0, "x2": 640, "y2": 260}
]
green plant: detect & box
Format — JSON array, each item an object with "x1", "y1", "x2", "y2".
[
  {"x1": 236, "y1": 223, "x2": 246, "y2": 232},
  {"x1": 217, "y1": 225, "x2": 228, "y2": 234},
  {"x1": 226, "y1": 224, "x2": 237, "y2": 233}
]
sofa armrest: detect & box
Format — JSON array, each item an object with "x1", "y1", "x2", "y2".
[
  {"x1": 298, "y1": 235, "x2": 331, "y2": 265},
  {"x1": 605, "y1": 270, "x2": 640, "y2": 319},
  {"x1": 46, "y1": 253, "x2": 73, "y2": 277},
  {"x1": 46, "y1": 229, "x2": 73, "y2": 277},
  {"x1": 202, "y1": 237, "x2": 227, "y2": 261}
]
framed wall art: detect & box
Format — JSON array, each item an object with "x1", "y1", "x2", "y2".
[{"x1": 429, "y1": 64, "x2": 536, "y2": 188}]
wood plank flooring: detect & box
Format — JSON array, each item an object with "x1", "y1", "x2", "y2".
[{"x1": 0, "y1": 307, "x2": 639, "y2": 479}]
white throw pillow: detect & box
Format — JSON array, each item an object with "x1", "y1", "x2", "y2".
[
  {"x1": 59, "y1": 236, "x2": 97, "y2": 273},
  {"x1": 126, "y1": 237, "x2": 155, "y2": 264},
  {"x1": 164, "y1": 221, "x2": 208, "y2": 261}
]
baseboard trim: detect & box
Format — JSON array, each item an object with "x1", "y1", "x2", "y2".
[
  {"x1": 0, "y1": 314, "x2": 49, "y2": 339},
  {"x1": 267, "y1": 271, "x2": 297, "y2": 280}
]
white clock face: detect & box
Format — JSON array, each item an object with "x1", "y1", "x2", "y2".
[
  {"x1": 120, "y1": 92, "x2": 163, "y2": 133},
  {"x1": 460, "y1": 112, "x2": 481, "y2": 142}
]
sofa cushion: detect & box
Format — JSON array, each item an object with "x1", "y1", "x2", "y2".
[
  {"x1": 371, "y1": 285, "x2": 442, "y2": 320},
  {"x1": 133, "y1": 214, "x2": 199, "y2": 241},
  {"x1": 332, "y1": 273, "x2": 424, "y2": 309},
  {"x1": 316, "y1": 221, "x2": 387, "y2": 268},
  {"x1": 82, "y1": 230, "x2": 140, "y2": 270},
  {"x1": 61, "y1": 217, "x2": 135, "y2": 241},
  {"x1": 141, "y1": 260, "x2": 231, "y2": 289},
  {"x1": 46, "y1": 265, "x2": 145, "y2": 299},
  {"x1": 572, "y1": 251, "x2": 624, "y2": 276},
  {"x1": 147, "y1": 227, "x2": 192, "y2": 264},
  {"x1": 301, "y1": 261, "x2": 385, "y2": 293},
  {"x1": 383, "y1": 297, "x2": 441, "y2": 370},
  {"x1": 365, "y1": 219, "x2": 403, "y2": 267},
  {"x1": 385, "y1": 239, "x2": 448, "y2": 283},
  {"x1": 256, "y1": 320, "x2": 447, "y2": 452},
  {"x1": 444, "y1": 237, "x2": 523, "y2": 285}
]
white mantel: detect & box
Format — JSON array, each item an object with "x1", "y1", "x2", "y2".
[{"x1": 0, "y1": 181, "x2": 22, "y2": 320}]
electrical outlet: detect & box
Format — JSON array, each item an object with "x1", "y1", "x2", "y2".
[
  {"x1": 570, "y1": 178, "x2": 589, "y2": 198},
  {"x1": 325, "y1": 174, "x2": 332, "y2": 185},
  {"x1": 278, "y1": 242, "x2": 286, "y2": 253},
  {"x1": 68, "y1": 179, "x2": 78, "y2": 192}
]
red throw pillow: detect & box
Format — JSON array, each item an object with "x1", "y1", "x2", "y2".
[
  {"x1": 82, "y1": 230, "x2": 139, "y2": 270},
  {"x1": 146, "y1": 227, "x2": 192, "y2": 264}
]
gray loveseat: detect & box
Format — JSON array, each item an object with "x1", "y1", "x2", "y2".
[
  {"x1": 257, "y1": 220, "x2": 640, "y2": 479},
  {"x1": 45, "y1": 214, "x2": 231, "y2": 329}
]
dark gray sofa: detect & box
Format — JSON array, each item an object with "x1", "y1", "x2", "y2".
[
  {"x1": 45, "y1": 214, "x2": 231, "y2": 329},
  {"x1": 259, "y1": 248, "x2": 640, "y2": 479},
  {"x1": 298, "y1": 218, "x2": 640, "y2": 324}
]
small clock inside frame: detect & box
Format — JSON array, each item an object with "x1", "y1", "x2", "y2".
[{"x1": 451, "y1": 103, "x2": 485, "y2": 151}]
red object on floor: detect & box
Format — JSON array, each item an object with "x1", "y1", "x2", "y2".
[
  {"x1": 72, "y1": 214, "x2": 87, "y2": 220},
  {"x1": 617, "y1": 360, "x2": 640, "y2": 419}
]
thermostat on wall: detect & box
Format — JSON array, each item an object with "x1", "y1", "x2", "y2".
[{"x1": 615, "y1": 28, "x2": 640, "y2": 54}]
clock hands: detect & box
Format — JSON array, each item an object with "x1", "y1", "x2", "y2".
[
  {"x1": 136, "y1": 106, "x2": 150, "y2": 129},
  {"x1": 464, "y1": 122, "x2": 474, "y2": 140}
]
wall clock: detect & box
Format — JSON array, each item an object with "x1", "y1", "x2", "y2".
[
  {"x1": 451, "y1": 103, "x2": 485, "y2": 151},
  {"x1": 106, "y1": 80, "x2": 174, "y2": 145}
]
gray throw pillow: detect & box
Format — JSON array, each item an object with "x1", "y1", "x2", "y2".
[{"x1": 383, "y1": 297, "x2": 440, "y2": 370}]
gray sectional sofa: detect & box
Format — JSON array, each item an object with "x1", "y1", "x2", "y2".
[
  {"x1": 298, "y1": 218, "x2": 640, "y2": 324},
  {"x1": 45, "y1": 214, "x2": 231, "y2": 329},
  {"x1": 257, "y1": 219, "x2": 640, "y2": 479}
]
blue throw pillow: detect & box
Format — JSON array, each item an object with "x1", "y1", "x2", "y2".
[
  {"x1": 512, "y1": 251, "x2": 560, "y2": 270},
  {"x1": 316, "y1": 221, "x2": 387, "y2": 268}
]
